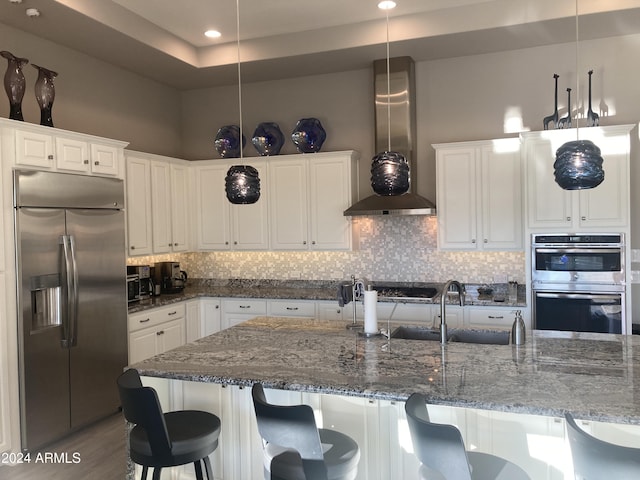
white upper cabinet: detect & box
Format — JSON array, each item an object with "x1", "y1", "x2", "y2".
[
  {"x1": 125, "y1": 151, "x2": 190, "y2": 256},
  {"x1": 125, "y1": 155, "x2": 153, "y2": 256},
  {"x1": 150, "y1": 161, "x2": 190, "y2": 253},
  {"x1": 269, "y1": 150, "x2": 359, "y2": 251},
  {"x1": 4, "y1": 120, "x2": 126, "y2": 177},
  {"x1": 435, "y1": 139, "x2": 522, "y2": 251},
  {"x1": 522, "y1": 125, "x2": 632, "y2": 230},
  {"x1": 194, "y1": 159, "x2": 269, "y2": 251}
]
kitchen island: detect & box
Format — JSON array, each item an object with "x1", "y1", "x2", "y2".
[{"x1": 129, "y1": 317, "x2": 640, "y2": 479}]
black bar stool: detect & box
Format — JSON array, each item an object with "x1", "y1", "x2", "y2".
[
  {"x1": 405, "y1": 393, "x2": 530, "y2": 480},
  {"x1": 251, "y1": 383, "x2": 360, "y2": 480},
  {"x1": 565, "y1": 412, "x2": 640, "y2": 478},
  {"x1": 117, "y1": 369, "x2": 221, "y2": 480}
]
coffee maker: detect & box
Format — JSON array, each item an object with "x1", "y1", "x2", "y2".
[{"x1": 154, "y1": 262, "x2": 187, "y2": 294}]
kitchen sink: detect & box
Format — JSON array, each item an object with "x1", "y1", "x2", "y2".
[{"x1": 390, "y1": 326, "x2": 510, "y2": 345}]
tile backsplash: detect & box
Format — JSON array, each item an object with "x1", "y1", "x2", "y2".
[{"x1": 130, "y1": 216, "x2": 525, "y2": 284}]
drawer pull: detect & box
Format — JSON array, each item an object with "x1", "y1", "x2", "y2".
[
  {"x1": 239, "y1": 305, "x2": 251, "y2": 309},
  {"x1": 139, "y1": 318, "x2": 151, "y2": 323},
  {"x1": 167, "y1": 311, "x2": 178, "y2": 316},
  {"x1": 488, "y1": 315, "x2": 504, "y2": 319},
  {"x1": 286, "y1": 307, "x2": 299, "y2": 311}
]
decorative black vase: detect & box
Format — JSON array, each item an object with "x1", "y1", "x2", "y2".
[
  {"x1": 291, "y1": 117, "x2": 326, "y2": 153},
  {"x1": 214, "y1": 125, "x2": 246, "y2": 158},
  {"x1": 225, "y1": 165, "x2": 260, "y2": 204},
  {"x1": 251, "y1": 122, "x2": 284, "y2": 156},
  {"x1": 32, "y1": 64, "x2": 58, "y2": 127},
  {"x1": 371, "y1": 151, "x2": 410, "y2": 195},
  {"x1": 1, "y1": 51, "x2": 29, "y2": 121},
  {"x1": 554, "y1": 140, "x2": 604, "y2": 190}
]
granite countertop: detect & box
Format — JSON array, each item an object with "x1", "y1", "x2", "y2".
[
  {"x1": 131, "y1": 316, "x2": 640, "y2": 425},
  {"x1": 128, "y1": 279, "x2": 527, "y2": 313}
]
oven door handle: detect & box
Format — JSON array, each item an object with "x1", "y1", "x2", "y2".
[
  {"x1": 534, "y1": 248, "x2": 621, "y2": 254},
  {"x1": 535, "y1": 292, "x2": 621, "y2": 302}
]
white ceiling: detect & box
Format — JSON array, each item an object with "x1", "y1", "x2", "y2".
[{"x1": 2, "y1": 0, "x2": 640, "y2": 89}]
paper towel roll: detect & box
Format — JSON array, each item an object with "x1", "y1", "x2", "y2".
[{"x1": 364, "y1": 289, "x2": 378, "y2": 334}]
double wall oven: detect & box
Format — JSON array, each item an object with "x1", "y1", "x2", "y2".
[{"x1": 532, "y1": 233, "x2": 625, "y2": 334}]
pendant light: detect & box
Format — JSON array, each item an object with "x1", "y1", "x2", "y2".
[
  {"x1": 225, "y1": 0, "x2": 260, "y2": 204},
  {"x1": 370, "y1": 1, "x2": 410, "y2": 196},
  {"x1": 553, "y1": 0, "x2": 603, "y2": 190}
]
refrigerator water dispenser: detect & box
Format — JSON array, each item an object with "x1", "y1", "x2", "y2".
[{"x1": 30, "y1": 274, "x2": 61, "y2": 331}]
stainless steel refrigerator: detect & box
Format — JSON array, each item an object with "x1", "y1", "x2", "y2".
[{"x1": 13, "y1": 169, "x2": 128, "y2": 451}]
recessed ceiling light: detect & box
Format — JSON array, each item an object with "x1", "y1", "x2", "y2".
[
  {"x1": 378, "y1": 1, "x2": 396, "y2": 10},
  {"x1": 25, "y1": 7, "x2": 40, "y2": 17},
  {"x1": 9, "y1": 0, "x2": 23, "y2": 4},
  {"x1": 204, "y1": 30, "x2": 221, "y2": 39}
]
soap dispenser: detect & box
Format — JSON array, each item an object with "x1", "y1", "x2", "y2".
[{"x1": 511, "y1": 310, "x2": 525, "y2": 345}]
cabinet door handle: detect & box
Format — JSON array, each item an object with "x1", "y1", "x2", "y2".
[
  {"x1": 156, "y1": 330, "x2": 164, "y2": 336},
  {"x1": 167, "y1": 311, "x2": 178, "y2": 316},
  {"x1": 483, "y1": 239, "x2": 488, "y2": 243},
  {"x1": 471, "y1": 239, "x2": 476, "y2": 244},
  {"x1": 581, "y1": 216, "x2": 586, "y2": 221},
  {"x1": 83, "y1": 159, "x2": 89, "y2": 165},
  {"x1": 168, "y1": 243, "x2": 172, "y2": 247},
  {"x1": 215, "y1": 305, "x2": 219, "y2": 309},
  {"x1": 48, "y1": 154, "x2": 54, "y2": 160},
  {"x1": 225, "y1": 241, "x2": 229, "y2": 245},
  {"x1": 286, "y1": 307, "x2": 299, "y2": 311},
  {"x1": 311, "y1": 241, "x2": 316, "y2": 245},
  {"x1": 139, "y1": 318, "x2": 151, "y2": 323},
  {"x1": 130, "y1": 245, "x2": 136, "y2": 250},
  {"x1": 234, "y1": 241, "x2": 238, "y2": 245},
  {"x1": 488, "y1": 315, "x2": 504, "y2": 319},
  {"x1": 174, "y1": 242, "x2": 178, "y2": 246},
  {"x1": 303, "y1": 241, "x2": 307, "y2": 245},
  {"x1": 94, "y1": 160, "x2": 100, "y2": 165},
  {"x1": 566, "y1": 216, "x2": 571, "y2": 221}
]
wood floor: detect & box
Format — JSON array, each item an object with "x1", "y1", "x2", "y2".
[{"x1": 0, "y1": 412, "x2": 127, "y2": 480}]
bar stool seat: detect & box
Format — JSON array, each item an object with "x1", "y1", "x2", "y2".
[
  {"x1": 117, "y1": 369, "x2": 221, "y2": 480},
  {"x1": 252, "y1": 383, "x2": 360, "y2": 480},
  {"x1": 405, "y1": 393, "x2": 530, "y2": 480},
  {"x1": 565, "y1": 412, "x2": 640, "y2": 479}
]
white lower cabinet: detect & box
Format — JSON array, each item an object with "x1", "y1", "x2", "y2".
[
  {"x1": 268, "y1": 299, "x2": 316, "y2": 318},
  {"x1": 186, "y1": 298, "x2": 221, "y2": 342},
  {"x1": 128, "y1": 304, "x2": 186, "y2": 364},
  {"x1": 316, "y1": 300, "x2": 345, "y2": 321},
  {"x1": 221, "y1": 298, "x2": 267, "y2": 330},
  {"x1": 143, "y1": 379, "x2": 621, "y2": 480}
]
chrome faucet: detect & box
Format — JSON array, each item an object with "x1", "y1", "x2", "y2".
[{"x1": 439, "y1": 280, "x2": 464, "y2": 344}]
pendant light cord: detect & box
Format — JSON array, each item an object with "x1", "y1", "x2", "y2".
[
  {"x1": 575, "y1": 0, "x2": 579, "y2": 140},
  {"x1": 236, "y1": 0, "x2": 244, "y2": 159},
  {"x1": 385, "y1": 9, "x2": 391, "y2": 153}
]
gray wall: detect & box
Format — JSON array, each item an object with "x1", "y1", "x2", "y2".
[
  {"x1": 181, "y1": 34, "x2": 640, "y2": 204},
  {"x1": 0, "y1": 23, "x2": 182, "y2": 156}
]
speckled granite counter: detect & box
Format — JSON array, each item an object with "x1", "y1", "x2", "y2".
[
  {"x1": 128, "y1": 278, "x2": 527, "y2": 313},
  {"x1": 131, "y1": 316, "x2": 640, "y2": 425}
]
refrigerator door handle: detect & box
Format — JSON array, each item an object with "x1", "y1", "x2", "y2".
[{"x1": 60, "y1": 235, "x2": 79, "y2": 348}]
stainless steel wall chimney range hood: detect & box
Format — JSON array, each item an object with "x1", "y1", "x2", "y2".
[{"x1": 344, "y1": 56, "x2": 436, "y2": 216}]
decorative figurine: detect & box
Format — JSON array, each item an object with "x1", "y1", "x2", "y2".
[
  {"x1": 586, "y1": 70, "x2": 599, "y2": 127},
  {"x1": 291, "y1": 117, "x2": 326, "y2": 153},
  {"x1": 214, "y1": 125, "x2": 246, "y2": 158},
  {"x1": 1, "y1": 51, "x2": 29, "y2": 121},
  {"x1": 543, "y1": 73, "x2": 559, "y2": 130},
  {"x1": 557, "y1": 88, "x2": 572, "y2": 129},
  {"x1": 251, "y1": 122, "x2": 284, "y2": 156}
]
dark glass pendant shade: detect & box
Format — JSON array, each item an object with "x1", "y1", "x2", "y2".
[
  {"x1": 554, "y1": 139, "x2": 604, "y2": 190},
  {"x1": 225, "y1": 165, "x2": 260, "y2": 204},
  {"x1": 371, "y1": 151, "x2": 410, "y2": 196},
  {"x1": 214, "y1": 125, "x2": 246, "y2": 158}
]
